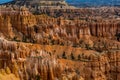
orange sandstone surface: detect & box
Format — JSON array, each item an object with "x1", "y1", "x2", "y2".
[{"x1": 0, "y1": 7, "x2": 120, "y2": 80}]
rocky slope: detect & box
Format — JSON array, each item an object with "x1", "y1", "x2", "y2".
[{"x1": 0, "y1": 6, "x2": 120, "y2": 80}]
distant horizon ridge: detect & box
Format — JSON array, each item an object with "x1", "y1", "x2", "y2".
[{"x1": 0, "y1": 0, "x2": 120, "y2": 7}]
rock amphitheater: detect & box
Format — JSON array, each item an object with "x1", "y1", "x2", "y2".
[{"x1": 0, "y1": 0, "x2": 120, "y2": 80}]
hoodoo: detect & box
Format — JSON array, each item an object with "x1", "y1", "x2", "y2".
[{"x1": 0, "y1": 0, "x2": 120, "y2": 80}]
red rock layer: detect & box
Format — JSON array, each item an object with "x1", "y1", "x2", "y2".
[
  {"x1": 0, "y1": 7, "x2": 120, "y2": 80},
  {"x1": 0, "y1": 9, "x2": 120, "y2": 47}
]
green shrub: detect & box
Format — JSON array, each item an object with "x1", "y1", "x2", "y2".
[{"x1": 35, "y1": 75, "x2": 41, "y2": 80}]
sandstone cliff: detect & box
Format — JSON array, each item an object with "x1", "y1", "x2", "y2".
[{"x1": 0, "y1": 6, "x2": 120, "y2": 80}]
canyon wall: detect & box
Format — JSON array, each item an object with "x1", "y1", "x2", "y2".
[
  {"x1": 0, "y1": 37, "x2": 120, "y2": 80},
  {"x1": 0, "y1": 6, "x2": 120, "y2": 80},
  {"x1": 0, "y1": 7, "x2": 120, "y2": 49}
]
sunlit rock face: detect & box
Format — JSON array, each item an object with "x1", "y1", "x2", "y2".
[
  {"x1": 0, "y1": 37, "x2": 120, "y2": 80},
  {"x1": 0, "y1": 4, "x2": 120, "y2": 80},
  {"x1": 0, "y1": 7, "x2": 119, "y2": 48}
]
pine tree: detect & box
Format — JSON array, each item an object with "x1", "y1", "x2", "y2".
[
  {"x1": 78, "y1": 54, "x2": 81, "y2": 60},
  {"x1": 62, "y1": 52, "x2": 67, "y2": 59},
  {"x1": 71, "y1": 53, "x2": 75, "y2": 60}
]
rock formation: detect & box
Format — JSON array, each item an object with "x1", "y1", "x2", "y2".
[{"x1": 0, "y1": 4, "x2": 120, "y2": 80}]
